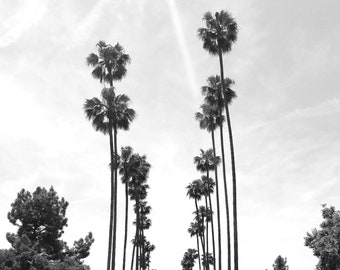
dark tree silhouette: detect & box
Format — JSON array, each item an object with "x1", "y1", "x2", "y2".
[
  {"x1": 87, "y1": 41, "x2": 130, "y2": 87},
  {"x1": 3, "y1": 186, "x2": 93, "y2": 270},
  {"x1": 84, "y1": 87, "x2": 135, "y2": 270},
  {"x1": 272, "y1": 255, "x2": 288, "y2": 270},
  {"x1": 198, "y1": 11, "x2": 239, "y2": 270},
  {"x1": 305, "y1": 205, "x2": 340, "y2": 270}
]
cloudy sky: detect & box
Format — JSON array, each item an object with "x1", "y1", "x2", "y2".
[{"x1": 0, "y1": 0, "x2": 339, "y2": 269}]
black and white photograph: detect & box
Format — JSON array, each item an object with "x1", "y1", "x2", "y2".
[{"x1": 0, "y1": 0, "x2": 339, "y2": 269}]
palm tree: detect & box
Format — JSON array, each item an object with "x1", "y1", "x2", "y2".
[
  {"x1": 195, "y1": 103, "x2": 224, "y2": 270},
  {"x1": 200, "y1": 76, "x2": 236, "y2": 270},
  {"x1": 128, "y1": 155, "x2": 151, "y2": 270},
  {"x1": 84, "y1": 87, "x2": 136, "y2": 270},
  {"x1": 87, "y1": 41, "x2": 131, "y2": 87},
  {"x1": 119, "y1": 146, "x2": 143, "y2": 270},
  {"x1": 198, "y1": 10, "x2": 239, "y2": 270},
  {"x1": 187, "y1": 180, "x2": 207, "y2": 269},
  {"x1": 188, "y1": 222, "x2": 204, "y2": 270},
  {"x1": 194, "y1": 149, "x2": 220, "y2": 270},
  {"x1": 144, "y1": 241, "x2": 155, "y2": 270},
  {"x1": 181, "y1": 249, "x2": 199, "y2": 270}
]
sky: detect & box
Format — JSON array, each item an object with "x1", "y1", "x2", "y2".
[{"x1": 0, "y1": 0, "x2": 340, "y2": 269}]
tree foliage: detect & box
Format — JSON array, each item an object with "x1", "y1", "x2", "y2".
[
  {"x1": 0, "y1": 187, "x2": 93, "y2": 270},
  {"x1": 272, "y1": 255, "x2": 288, "y2": 270},
  {"x1": 305, "y1": 205, "x2": 340, "y2": 270}
]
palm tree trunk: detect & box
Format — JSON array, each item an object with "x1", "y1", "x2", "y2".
[
  {"x1": 211, "y1": 130, "x2": 222, "y2": 270},
  {"x1": 130, "y1": 243, "x2": 136, "y2": 270},
  {"x1": 207, "y1": 169, "x2": 216, "y2": 270},
  {"x1": 204, "y1": 194, "x2": 209, "y2": 270},
  {"x1": 111, "y1": 126, "x2": 118, "y2": 270},
  {"x1": 195, "y1": 198, "x2": 206, "y2": 270},
  {"x1": 218, "y1": 49, "x2": 238, "y2": 270},
  {"x1": 196, "y1": 234, "x2": 202, "y2": 270},
  {"x1": 107, "y1": 126, "x2": 114, "y2": 270},
  {"x1": 218, "y1": 117, "x2": 231, "y2": 270},
  {"x1": 140, "y1": 215, "x2": 145, "y2": 270},
  {"x1": 136, "y1": 199, "x2": 140, "y2": 270},
  {"x1": 123, "y1": 179, "x2": 129, "y2": 270}
]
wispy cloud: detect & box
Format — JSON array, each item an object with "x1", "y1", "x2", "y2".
[
  {"x1": 166, "y1": 0, "x2": 199, "y2": 96},
  {"x1": 0, "y1": 0, "x2": 48, "y2": 48}
]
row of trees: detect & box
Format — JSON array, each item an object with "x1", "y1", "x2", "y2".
[
  {"x1": 84, "y1": 41, "x2": 155, "y2": 270},
  {"x1": 181, "y1": 10, "x2": 239, "y2": 270}
]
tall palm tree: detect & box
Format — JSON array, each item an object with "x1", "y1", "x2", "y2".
[
  {"x1": 84, "y1": 87, "x2": 136, "y2": 270},
  {"x1": 87, "y1": 41, "x2": 131, "y2": 87},
  {"x1": 198, "y1": 10, "x2": 239, "y2": 270},
  {"x1": 195, "y1": 103, "x2": 224, "y2": 270},
  {"x1": 128, "y1": 155, "x2": 151, "y2": 270},
  {"x1": 194, "y1": 149, "x2": 220, "y2": 270},
  {"x1": 119, "y1": 146, "x2": 142, "y2": 270},
  {"x1": 188, "y1": 221, "x2": 204, "y2": 270},
  {"x1": 200, "y1": 75, "x2": 236, "y2": 270},
  {"x1": 144, "y1": 241, "x2": 155, "y2": 270},
  {"x1": 187, "y1": 180, "x2": 207, "y2": 269}
]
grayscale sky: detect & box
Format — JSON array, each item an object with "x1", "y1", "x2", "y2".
[{"x1": 0, "y1": 0, "x2": 340, "y2": 269}]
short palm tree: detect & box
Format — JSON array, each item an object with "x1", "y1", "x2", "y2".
[
  {"x1": 198, "y1": 10, "x2": 239, "y2": 270},
  {"x1": 181, "y1": 249, "x2": 199, "y2": 270},
  {"x1": 195, "y1": 103, "x2": 224, "y2": 270},
  {"x1": 87, "y1": 41, "x2": 131, "y2": 87},
  {"x1": 84, "y1": 87, "x2": 136, "y2": 270}
]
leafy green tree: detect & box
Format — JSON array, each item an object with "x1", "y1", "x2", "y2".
[
  {"x1": 305, "y1": 205, "x2": 340, "y2": 270},
  {"x1": 0, "y1": 187, "x2": 93, "y2": 270},
  {"x1": 198, "y1": 10, "x2": 239, "y2": 270},
  {"x1": 272, "y1": 255, "x2": 288, "y2": 270},
  {"x1": 84, "y1": 87, "x2": 135, "y2": 270}
]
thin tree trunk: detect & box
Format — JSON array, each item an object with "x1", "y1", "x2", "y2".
[
  {"x1": 205, "y1": 194, "x2": 209, "y2": 270},
  {"x1": 197, "y1": 234, "x2": 202, "y2": 270},
  {"x1": 207, "y1": 170, "x2": 216, "y2": 270},
  {"x1": 111, "y1": 126, "x2": 118, "y2": 270},
  {"x1": 211, "y1": 130, "x2": 222, "y2": 270},
  {"x1": 218, "y1": 49, "x2": 238, "y2": 270},
  {"x1": 136, "y1": 199, "x2": 140, "y2": 270},
  {"x1": 218, "y1": 118, "x2": 231, "y2": 270},
  {"x1": 195, "y1": 198, "x2": 206, "y2": 270},
  {"x1": 123, "y1": 177, "x2": 129, "y2": 270},
  {"x1": 130, "y1": 243, "x2": 136, "y2": 270},
  {"x1": 107, "y1": 127, "x2": 114, "y2": 270}
]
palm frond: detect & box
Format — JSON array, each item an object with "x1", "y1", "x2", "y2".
[{"x1": 86, "y1": 53, "x2": 99, "y2": 66}]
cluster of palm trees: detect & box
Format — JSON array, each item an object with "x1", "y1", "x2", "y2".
[
  {"x1": 83, "y1": 41, "x2": 155, "y2": 270},
  {"x1": 182, "y1": 10, "x2": 239, "y2": 270}
]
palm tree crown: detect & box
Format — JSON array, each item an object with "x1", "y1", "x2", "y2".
[
  {"x1": 84, "y1": 87, "x2": 136, "y2": 134},
  {"x1": 186, "y1": 179, "x2": 204, "y2": 201},
  {"x1": 87, "y1": 41, "x2": 131, "y2": 85},
  {"x1": 194, "y1": 149, "x2": 221, "y2": 173},
  {"x1": 202, "y1": 76, "x2": 236, "y2": 111},
  {"x1": 195, "y1": 102, "x2": 225, "y2": 133},
  {"x1": 198, "y1": 10, "x2": 238, "y2": 55}
]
